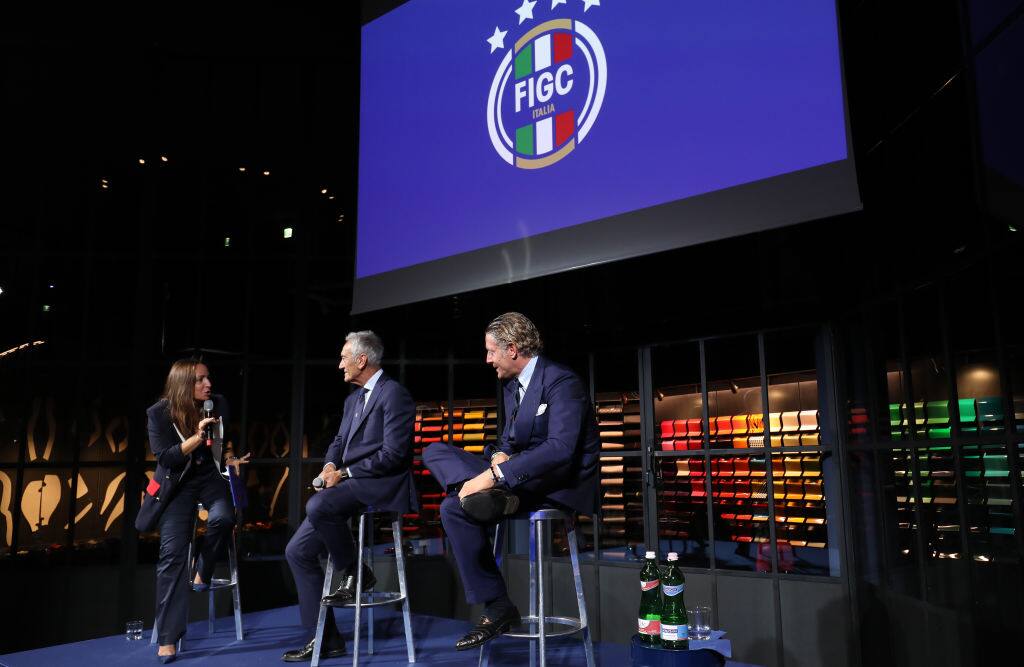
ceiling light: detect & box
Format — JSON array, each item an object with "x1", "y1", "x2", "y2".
[{"x1": 283, "y1": 227, "x2": 293, "y2": 239}]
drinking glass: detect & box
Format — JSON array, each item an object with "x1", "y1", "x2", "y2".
[{"x1": 126, "y1": 620, "x2": 143, "y2": 641}]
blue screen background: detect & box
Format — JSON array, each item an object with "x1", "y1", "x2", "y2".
[{"x1": 358, "y1": 0, "x2": 848, "y2": 278}]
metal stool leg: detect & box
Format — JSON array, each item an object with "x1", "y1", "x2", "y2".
[
  {"x1": 479, "y1": 520, "x2": 506, "y2": 667},
  {"x1": 352, "y1": 513, "x2": 366, "y2": 667},
  {"x1": 311, "y1": 556, "x2": 335, "y2": 667},
  {"x1": 229, "y1": 530, "x2": 244, "y2": 640},
  {"x1": 536, "y1": 518, "x2": 546, "y2": 667},
  {"x1": 208, "y1": 587, "x2": 216, "y2": 635},
  {"x1": 566, "y1": 517, "x2": 595, "y2": 667},
  {"x1": 528, "y1": 518, "x2": 538, "y2": 667},
  {"x1": 393, "y1": 518, "x2": 416, "y2": 663},
  {"x1": 366, "y1": 517, "x2": 374, "y2": 656}
]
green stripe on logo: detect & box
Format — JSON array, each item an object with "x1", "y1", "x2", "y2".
[
  {"x1": 516, "y1": 124, "x2": 534, "y2": 156},
  {"x1": 515, "y1": 43, "x2": 533, "y2": 80}
]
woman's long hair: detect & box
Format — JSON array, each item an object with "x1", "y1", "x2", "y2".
[{"x1": 162, "y1": 359, "x2": 203, "y2": 436}]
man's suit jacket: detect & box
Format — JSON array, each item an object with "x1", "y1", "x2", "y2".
[
  {"x1": 324, "y1": 373, "x2": 418, "y2": 514},
  {"x1": 485, "y1": 357, "x2": 600, "y2": 515},
  {"x1": 135, "y1": 394, "x2": 230, "y2": 532}
]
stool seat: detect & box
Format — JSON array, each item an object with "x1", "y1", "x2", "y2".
[
  {"x1": 480, "y1": 507, "x2": 595, "y2": 667},
  {"x1": 312, "y1": 510, "x2": 415, "y2": 667}
]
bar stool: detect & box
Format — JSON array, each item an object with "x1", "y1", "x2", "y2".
[
  {"x1": 312, "y1": 509, "x2": 415, "y2": 667},
  {"x1": 479, "y1": 508, "x2": 595, "y2": 667},
  {"x1": 150, "y1": 502, "x2": 244, "y2": 649}
]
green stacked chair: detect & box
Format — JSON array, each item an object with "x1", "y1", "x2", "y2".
[
  {"x1": 957, "y1": 398, "x2": 978, "y2": 435},
  {"x1": 977, "y1": 397, "x2": 1005, "y2": 433},
  {"x1": 925, "y1": 400, "x2": 950, "y2": 439},
  {"x1": 889, "y1": 403, "x2": 903, "y2": 440}
]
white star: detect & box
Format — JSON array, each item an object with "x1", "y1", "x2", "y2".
[
  {"x1": 486, "y1": 25, "x2": 508, "y2": 53},
  {"x1": 582, "y1": 0, "x2": 601, "y2": 11},
  {"x1": 514, "y1": 0, "x2": 537, "y2": 24},
  {"x1": 551, "y1": 0, "x2": 567, "y2": 9}
]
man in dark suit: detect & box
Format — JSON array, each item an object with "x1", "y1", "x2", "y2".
[
  {"x1": 282, "y1": 331, "x2": 417, "y2": 662},
  {"x1": 423, "y1": 312, "x2": 600, "y2": 651}
]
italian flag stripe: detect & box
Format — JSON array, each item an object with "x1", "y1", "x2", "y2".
[
  {"x1": 555, "y1": 110, "x2": 575, "y2": 146},
  {"x1": 516, "y1": 123, "x2": 535, "y2": 155},
  {"x1": 536, "y1": 117, "x2": 553, "y2": 154},
  {"x1": 534, "y1": 34, "x2": 552, "y2": 71},
  {"x1": 515, "y1": 43, "x2": 533, "y2": 80},
  {"x1": 553, "y1": 32, "x2": 572, "y2": 63}
]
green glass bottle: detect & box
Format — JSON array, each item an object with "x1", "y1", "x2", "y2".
[
  {"x1": 637, "y1": 550, "x2": 662, "y2": 644},
  {"x1": 660, "y1": 552, "x2": 689, "y2": 649}
]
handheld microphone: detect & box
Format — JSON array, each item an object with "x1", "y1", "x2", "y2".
[
  {"x1": 312, "y1": 477, "x2": 324, "y2": 490},
  {"x1": 203, "y1": 399, "x2": 215, "y2": 447}
]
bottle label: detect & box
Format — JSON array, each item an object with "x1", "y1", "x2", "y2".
[
  {"x1": 663, "y1": 583, "x2": 685, "y2": 597},
  {"x1": 640, "y1": 579, "x2": 660, "y2": 591},
  {"x1": 638, "y1": 618, "x2": 661, "y2": 635},
  {"x1": 661, "y1": 624, "x2": 688, "y2": 641}
]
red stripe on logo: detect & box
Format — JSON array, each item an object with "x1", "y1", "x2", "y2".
[
  {"x1": 553, "y1": 32, "x2": 573, "y2": 63},
  {"x1": 555, "y1": 110, "x2": 575, "y2": 147}
]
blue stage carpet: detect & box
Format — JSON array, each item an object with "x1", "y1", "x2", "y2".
[{"x1": 0, "y1": 606, "x2": 632, "y2": 666}]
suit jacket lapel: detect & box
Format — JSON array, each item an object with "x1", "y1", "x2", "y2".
[
  {"x1": 346, "y1": 374, "x2": 387, "y2": 448},
  {"x1": 514, "y1": 357, "x2": 544, "y2": 447},
  {"x1": 336, "y1": 392, "x2": 356, "y2": 462}
]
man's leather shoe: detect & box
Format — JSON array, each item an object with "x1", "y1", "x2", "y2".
[
  {"x1": 461, "y1": 489, "x2": 520, "y2": 523},
  {"x1": 281, "y1": 637, "x2": 346, "y2": 662},
  {"x1": 321, "y1": 585, "x2": 355, "y2": 606},
  {"x1": 322, "y1": 563, "x2": 376, "y2": 605},
  {"x1": 340, "y1": 564, "x2": 377, "y2": 597},
  {"x1": 454, "y1": 606, "x2": 521, "y2": 651}
]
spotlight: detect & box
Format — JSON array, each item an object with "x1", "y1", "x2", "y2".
[
  {"x1": 160, "y1": 156, "x2": 168, "y2": 163},
  {"x1": 321, "y1": 188, "x2": 328, "y2": 195},
  {"x1": 138, "y1": 158, "x2": 146, "y2": 165},
  {"x1": 224, "y1": 237, "x2": 231, "y2": 248},
  {"x1": 729, "y1": 380, "x2": 739, "y2": 393},
  {"x1": 239, "y1": 167, "x2": 247, "y2": 172},
  {"x1": 42, "y1": 304, "x2": 51, "y2": 312},
  {"x1": 283, "y1": 227, "x2": 293, "y2": 239},
  {"x1": 655, "y1": 389, "x2": 665, "y2": 402},
  {"x1": 262, "y1": 170, "x2": 271, "y2": 176}
]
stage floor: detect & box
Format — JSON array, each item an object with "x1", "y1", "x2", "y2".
[{"x1": 0, "y1": 605, "x2": 631, "y2": 666}]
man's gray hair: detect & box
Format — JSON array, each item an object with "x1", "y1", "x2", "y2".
[
  {"x1": 345, "y1": 330, "x2": 384, "y2": 367},
  {"x1": 486, "y1": 312, "x2": 543, "y2": 357}
]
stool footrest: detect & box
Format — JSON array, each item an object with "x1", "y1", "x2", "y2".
[
  {"x1": 505, "y1": 615, "x2": 585, "y2": 639},
  {"x1": 322, "y1": 591, "x2": 408, "y2": 609},
  {"x1": 208, "y1": 578, "x2": 237, "y2": 591}
]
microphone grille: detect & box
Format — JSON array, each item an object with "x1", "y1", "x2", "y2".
[{"x1": 203, "y1": 399, "x2": 214, "y2": 412}]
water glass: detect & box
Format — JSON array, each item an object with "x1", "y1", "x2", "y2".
[
  {"x1": 126, "y1": 620, "x2": 143, "y2": 641},
  {"x1": 687, "y1": 606, "x2": 711, "y2": 640}
]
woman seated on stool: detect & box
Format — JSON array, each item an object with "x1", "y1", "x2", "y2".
[{"x1": 135, "y1": 359, "x2": 250, "y2": 663}]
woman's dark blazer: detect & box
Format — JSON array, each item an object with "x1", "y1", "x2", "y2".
[{"x1": 135, "y1": 394, "x2": 230, "y2": 533}]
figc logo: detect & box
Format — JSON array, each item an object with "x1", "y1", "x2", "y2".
[{"x1": 486, "y1": 0, "x2": 607, "y2": 169}]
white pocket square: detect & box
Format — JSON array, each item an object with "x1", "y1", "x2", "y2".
[{"x1": 536, "y1": 403, "x2": 548, "y2": 416}]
